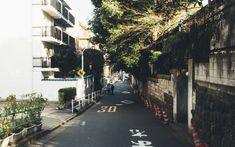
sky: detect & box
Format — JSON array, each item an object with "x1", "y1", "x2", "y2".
[{"x1": 66, "y1": 0, "x2": 94, "y2": 26}]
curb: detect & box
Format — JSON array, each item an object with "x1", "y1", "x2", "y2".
[{"x1": 18, "y1": 102, "x2": 96, "y2": 146}]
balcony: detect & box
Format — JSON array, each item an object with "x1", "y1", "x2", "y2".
[
  {"x1": 69, "y1": 36, "x2": 75, "y2": 48},
  {"x1": 61, "y1": 32, "x2": 75, "y2": 48},
  {"x1": 41, "y1": 0, "x2": 62, "y2": 18},
  {"x1": 33, "y1": 57, "x2": 51, "y2": 68},
  {"x1": 33, "y1": 57, "x2": 59, "y2": 72},
  {"x1": 62, "y1": 6, "x2": 69, "y2": 20},
  {"x1": 32, "y1": 26, "x2": 62, "y2": 44},
  {"x1": 68, "y1": 13, "x2": 75, "y2": 25},
  {"x1": 55, "y1": 7, "x2": 75, "y2": 27},
  {"x1": 62, "y1": 32, "x2": 69, "y2": 44}
]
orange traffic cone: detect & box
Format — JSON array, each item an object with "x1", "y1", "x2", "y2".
[
  {"x1": 153, "y1": 104, "x2": 157, "y2": 112},
  {"x1": 148, "y1": 100, "x2": 152, "y2": 110},
  {"x1": 146, "y1": 100, "x2": 150, "y2": 108},
  {"x1": 144, "y1": 99, "x2": 147, "y2": 107},
  {"x1": 156, "y1": 108, "x2": 162, "y2": 120},
  {"x1": 191, "y1": 127, "x2": 205, "y2": 147},
  {"x1": 154, "y1": 105, "x2": 159, "y2": 118},
  {"x1": 162, "y1": 111, "x2": 169, "y2": 125}
]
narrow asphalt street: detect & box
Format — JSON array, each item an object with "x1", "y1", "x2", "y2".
[{"x1": 27, "y1": 81, "x2": 193, "y2": 147}]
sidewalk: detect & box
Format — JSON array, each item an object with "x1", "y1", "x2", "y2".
[
  {"x1": 40, "y1": 102, "x2": 77, "y2": 131},
  {"x1": 18, "y1": 101, "x2": 95, "y2": 145}
]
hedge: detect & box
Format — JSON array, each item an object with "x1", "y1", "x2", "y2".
[{"x1": 58, "y1": 87, "x2": 76, "y2": 106}]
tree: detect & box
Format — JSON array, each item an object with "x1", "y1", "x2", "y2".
[
  {"x1": 83, "y1": 49, "x2": 104, "y2": 90},
  {"x1": 51, "y1": 47, "x2": 80, "y2": 77},
  {"x1": 89, "y1": 0, "x2": 201, "y2": 77}
]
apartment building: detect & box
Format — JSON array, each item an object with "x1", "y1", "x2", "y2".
[
  {"x1": 0, "y1": 0, "x2": 82, "y2": 100},
  {"x1": 32, "y1": 0, "x2": 75, "y2": 78}
]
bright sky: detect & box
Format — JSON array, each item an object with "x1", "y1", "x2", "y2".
[{"x1": 66, "y1": 0, "x2": 94, "y2": 26}]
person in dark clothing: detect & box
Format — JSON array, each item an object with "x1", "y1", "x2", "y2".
[{"x1": 111, "y1": 84, "x2": 114, "y2": 95}]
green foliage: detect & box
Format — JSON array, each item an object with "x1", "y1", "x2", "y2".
[
  {"x1": 90, "y1": 0, "x2": 200, "y2": 77},
  {"x1": 58, "y1": 87, "x2": 76, "y2": 106},
  {"x1": 0, "y1": 93, "x2": 47, "y2": 139},
  {"x1": 83, "y1": 49, "x2": 104, "y2": 91},
  {"x1": 52, "y1": 47, "x2": 80, "y2": 78},
  {"x1": 150, "y1": 51, "x2": 162, "y2": 62},
  {"x1": 102, "y1": 0, "x2": 123, "y2": 18}
]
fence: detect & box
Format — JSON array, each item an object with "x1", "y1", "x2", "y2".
[{"x1": 71, "y1": 90, "x2": 102, "y2": 113}]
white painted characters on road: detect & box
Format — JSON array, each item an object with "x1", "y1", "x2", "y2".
[
  {"x1": 97, "y1": 106, "x2": 117, "y2": 112},
  {"x1": 129, "y1": 129, "x2": 154, "y2": 147},
  {"x1": 131, "y1": 140, "x2": 153, "y2": 147},
  {"x1": 130, "y1": 130, "x2": 147, "y2": 138}
]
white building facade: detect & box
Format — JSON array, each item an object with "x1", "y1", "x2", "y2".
[{"x1": 0, "y1": 0, "x2": 91, "y2": 101}]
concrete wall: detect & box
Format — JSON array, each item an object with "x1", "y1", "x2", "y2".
[
  {"x1": 210, "y1": 0, "x2": 235, "y2": 50},
  {"x1": 192, "y1": 85, "x2": 235, "y2": 147},
  {"x1": 147, "y1": 75, "x2": 176, "y2": 122},
  {"x1": 0, "y1": 0, "x2": 33, "y2": 98},
  {"x1": 147, "y1": 75, "x2": 173, "y2": 102},
  {"x1": 33, "y1": 71, "x2": 93, "y2": 101},
  {"x1": 195, "y1": 54, "x2": 235, "y2": 94}
]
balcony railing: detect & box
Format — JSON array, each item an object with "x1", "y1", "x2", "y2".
[
  {"x1": 32, "y1": 26, "x2": 62, "y2": 44},
  {"x1": 62, "y1": 6, "x2": 69, "y2": 20},
  {"x1": 41, "y1": 0, "x2": 62, "y2": 18},
  {"x1": 69, "y1": 36, "x2": 75, "y2": 48},
  {"x1": 69, "y1": 13, "x2": 75, "y2": 25},
  {"x1": 62, "y1": 32, "x2": 69, "y2": 44},
  {"x1": 56, "y1": 10, "x2": 75, "y2": 27},
  {"x1": 33, "y1": 57, "x2": 51, "y2": 68}
]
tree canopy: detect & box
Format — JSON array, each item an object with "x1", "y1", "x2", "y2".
[{"x1": 89, "y1": 0, "x2": 201, "y2": 75}]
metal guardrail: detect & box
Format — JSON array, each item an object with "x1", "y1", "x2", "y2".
[{"x1": 71, "y1": 90, "x2": 102, "y2": 113}]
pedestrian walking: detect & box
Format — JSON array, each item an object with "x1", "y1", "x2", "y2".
[{"x1": 111, "y1": 84, "x2": 114, "y2": 95}]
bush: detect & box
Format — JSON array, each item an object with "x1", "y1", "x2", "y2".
[
  {"x1": 58, "y1": 87, "x2": 76, "y2": 107},
  {"x1": 0, "y1": 93, "x2": 47, "y2": 139}
]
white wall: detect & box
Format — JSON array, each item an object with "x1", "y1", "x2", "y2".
[
  {"x1": 0, "y1": 0, "x2": 33, "y2": 98},
  {"x1": 33, "y1": 82, "x2": 78, "y2": 101},
  {"x1": 195, "y1": 54, "x2": 235, "y2": 87},
  {"x1": 33, "y1": 71, "x2": 94, "y2": 101}
]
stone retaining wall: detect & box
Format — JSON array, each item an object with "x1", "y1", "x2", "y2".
[
  {"x1": 192, "y1": 85, "x2": 235, "y2": 147},
  {"x1": 147, "y1": 75, "x2": 173, "y2": 103}
]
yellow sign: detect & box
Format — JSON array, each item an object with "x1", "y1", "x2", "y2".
[{"x1": 76, "y1": 69, "x2": 85, "y2": 77}]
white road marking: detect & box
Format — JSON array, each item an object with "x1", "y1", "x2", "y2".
[
  {"x1": 122, "y1": 91, "x2": 131, "y2": 94},
  {"x1": 130, "y1": 130, "x2": 147, "y2": 138},
  {"x1": 116, "y1": 104, "x2": 123, "y2": 106},
  {"x1": 121, "y1": 100, "x2": 134, "y2": 104},
  {"x1": 81, "y1": 121, "x2": 86, "y2": 126}
]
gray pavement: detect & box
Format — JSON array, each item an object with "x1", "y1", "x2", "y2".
[
  {"x1": 0, "y1": 83, "x2": 192, "y2": 147},
  {"x1": 40, "y1": 103, "x2": 77, "y2": 131},
  {"x1": 25, "y1": 81, "x2": 193, "y2": 147}
]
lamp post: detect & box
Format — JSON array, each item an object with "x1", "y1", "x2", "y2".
[
  {"x1": 81, "y1": 49, "x2": 84, "y2": 71},
  {"x1": 89, "y1": 62, "x2": 92, "y2": 74}
]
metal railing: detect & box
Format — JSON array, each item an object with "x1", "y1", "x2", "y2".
[
  {"x1": 69, "y1": 36, "x2": 75, "y2": 48},
  {"x1": 42, "y1": 26, "x2": 62, "y2": 40},
  {"x1": 62, "y1": 6, "x2": 69, "y2": 20},
  {"x1": 71, "y1": 90, "x2": 102, "y2": 113},
  {"x1": 69, "y1": 13, "x2": 75, "y2": 25},
  {"x1": 62, "y1": 32, "x2": 69, "y2": 44},
  {"x1": 33, "y1": 26, "x2": 62, "y2": 41},
  {"x1": 41, "y1": 0, "x2": 62, "y2": 13},
  {"x1": 33, "y1": 57, "x2": 51, "y2": 68}
]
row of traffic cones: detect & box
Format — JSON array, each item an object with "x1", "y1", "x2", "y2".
[
  {"x1": 191, "y1": 126, "x2": 209, "y2": 147},
  {"x1": 143, "y1": 99, "x2": 169, "y2": 125}
]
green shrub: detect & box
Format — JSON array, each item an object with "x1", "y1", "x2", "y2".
[
  {"x1": 0, "y1": 93, "x2": 47, "y2": 139},
  {"x1": 58, "y1": 87, "x2": 76, "y2": 106}
]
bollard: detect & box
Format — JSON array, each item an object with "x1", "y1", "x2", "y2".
[
  {"x1": 71, "y1": 99, "x2": 74, "y2": 113},
  {"x1": 162, "y1": 111, "x2": 169, "y2": 125}
]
